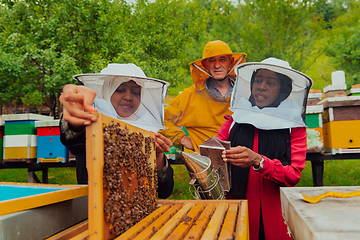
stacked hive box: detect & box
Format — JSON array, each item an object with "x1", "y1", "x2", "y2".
[
  {"x1": 2, "y1": 114, "x2": 53, "y2": 162},
  {"x1": 0, "y1": 182, "x2": 88, "y2": 240},
  {"x1": 306, "y1": 90, "x2": 324, "y2": 153},
  {"x1": 35, "y1": 120, "x2": 69, "y2": 163},
  {"x1": 0, "y1": 122, "x2": 3, "y2": 163},
  {"x1": 306, "y1": 105, "x2": 324, "y2": 153},
  {"x1": 319, "y1": 95, "x2": 360, "y2": 154},
  {"x1": 346, "y1": 84, "x2": 360, "y2": 96}
]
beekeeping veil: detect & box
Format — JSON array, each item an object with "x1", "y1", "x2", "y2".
[
  {"x1": 189, "y1": 40, "x2": 246, "y2": 103},
  {"x1": 230, "y1": 58, "x2": 313, "y2": 130},
  {"x1": 73, "y1": 63, "x2": 169, "y2": 132}
]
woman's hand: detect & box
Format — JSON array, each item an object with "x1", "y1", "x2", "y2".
[
  {"x1": 59, "y1": 84, "x2": 98, "y2": 129},
  {"x1": 222, "y1": 146, "x2": 262, "y2": 168},
  {"x1": 154, "y1": 132, "x2": 173, "y2": 169}
]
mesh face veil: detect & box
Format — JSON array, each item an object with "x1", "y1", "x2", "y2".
[
  {"x1": 73, "y1": 63, "x2": 169, "y2": 132},
  {"x1": 230, "y1": 58, "x2": 313, "y2": 130}
]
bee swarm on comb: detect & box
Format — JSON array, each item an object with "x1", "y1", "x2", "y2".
[{"x1": 102, "y1": 121, "x2": 158, "y2": 237}]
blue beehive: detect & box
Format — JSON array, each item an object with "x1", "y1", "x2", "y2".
[{"x1": 35, "y1": 120, "x2": 68, "y2": 163}]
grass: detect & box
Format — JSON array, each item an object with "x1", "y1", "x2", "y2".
[{"x1": 1, "y1": 160, "x2": 360, "y2": 200}]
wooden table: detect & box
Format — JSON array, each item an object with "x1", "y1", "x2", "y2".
[
  {"x1": 306, "y1": 152, "x2": 360, "y2": 186},
  {"x1": 0, "y1": 160, "x2": 76, "y2": 183},
  {"x1": 280, "y1": 186, "x2": 360, "y2": 240}
]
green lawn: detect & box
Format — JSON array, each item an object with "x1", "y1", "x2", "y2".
[{"x1": 1, "y1": 160, "x2": 360, "y2": 200}]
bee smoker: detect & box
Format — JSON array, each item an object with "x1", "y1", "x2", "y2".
[{"x1": 181, "y1": 152, "x2": 225, "y2": 200}]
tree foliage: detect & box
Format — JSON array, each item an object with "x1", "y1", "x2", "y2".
[
  {"x1": 324, "y1": 0, "x2": 360, "y2": 86},
  {"x1": 0, "y1": 0, "x2": 359, "y2": 117}
]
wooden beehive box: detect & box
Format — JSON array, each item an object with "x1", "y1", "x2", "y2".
[
  {"x1": 0, "y1": 123, "x2": 3, "y2": 163},
  {"x1": 0, "y1": 182, "x2": 88, "y2": 240},
  {"x1": 86, "y1": 113, "x2": 157, "y2": 240},
  {"x1": 305, "y1": 105, "x2": 324, "y2": 153},
  {"x1": 2, "y1": 114, "x2": 53, "y2": 162},
  {"x1": 319, "y1": 96, "x2": 360, "y2": 154},
  {"x1": 47, "y1": 199, "x2": 249, "y2": 240},
  {"x1": 117, "y1": 199, "x2": 249, "y2": 240},
  {"x1": 35, "y1": 120, "x2": 69, "y2": 163}
]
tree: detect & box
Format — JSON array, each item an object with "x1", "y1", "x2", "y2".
[
  {"x1": 235, "y1": 0, "x2": 320, "y2": 72},
  {"x1": 324, "y1": 0, "x2": 360, "y2": 87},
  {"x1": 0, "y1": 0, "x2": 131, "y2": 117}
]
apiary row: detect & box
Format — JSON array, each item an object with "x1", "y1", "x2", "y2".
[
  {"x1": 306, "y1": 75, "x2": 360, "y2": 155},
  {"x1": 0, "y1": 113, "x2": 69, "y2": 164}
]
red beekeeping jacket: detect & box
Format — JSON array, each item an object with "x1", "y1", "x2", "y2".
[{"x1": 217, "y1": 116, "x2": 307, "y2": 240}]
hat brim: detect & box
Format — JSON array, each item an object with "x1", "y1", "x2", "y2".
[
  {"x1": 189, "y1": 53, "x2": 247, "y2": 69},
  {"x1": 235, "y1": 62, "x2": 313, "y2": 91},
  {"x1": 73, "y1": 74, "x2": 169, "y2": 98}
]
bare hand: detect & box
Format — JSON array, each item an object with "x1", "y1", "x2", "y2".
[
  {"x1": 222, "y1": 146, "x2": 262, "y2": 168},
  {"x1": 154, "y1": 132, "x2": 173, "y2": 169},
  {"x1": 59, "y1": 84, "x2": 98, "y2": 128},
  {"x1": 180, "y1": 136, "x2": 194, "y2": 151}
]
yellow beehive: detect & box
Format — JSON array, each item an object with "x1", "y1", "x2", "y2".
[{"x1": 319, "y1": 96, "x2": 360, "y2": 153}]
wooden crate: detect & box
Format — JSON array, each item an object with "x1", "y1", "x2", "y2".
[
  {"x1": 86, "y1": 113, "x2": 157, "y2": 240},
  {"x1": 47, "y1": 199, "x2": 249, "y2": 240}
]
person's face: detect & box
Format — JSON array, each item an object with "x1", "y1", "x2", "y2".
[
  {"x1": 252, "y1": 69, "x2": 281, "y2": 108},
  {"x1": 203, "y1": 55, "x2": 233, "y2": 80},
  {"x1": 110, "y1": 80, "x2": 141, "y2": 117}
]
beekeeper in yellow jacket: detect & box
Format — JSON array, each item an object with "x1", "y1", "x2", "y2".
[{"x1": 160, "y1": 40, "x2": 246, "y2": 152}]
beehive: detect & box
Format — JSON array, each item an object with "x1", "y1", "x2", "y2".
[
  {"x1": 35, "y1": 120, "x2": 69, "y2": 163},
  {"x1": 86, "y1": 113, "x2": 157, "y2": 240},
  {"x1": 319, "y1": 96, "x2": 360, "y2": 154},
  {"x1": 2, "y1": 114, "x2": 53, "y2": 162},
  {"x1": 0, "y1": 123, "x2": 3, "y2": 163},
  {"x1": 46, "y1": 199, "x2": 249, "y2": 240},
  {"x1": 306, "y1": 105, "x2": 324, "y2": 153},
  {"x1": 0, "y1": 182, "x2": 88, "y2": 240},
  {"x1": 47, "y1": 113, "x2": 249, "y2": 240}
]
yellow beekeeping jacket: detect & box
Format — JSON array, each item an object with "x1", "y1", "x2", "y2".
[
  {"x1": 160, "y1": 84, "x2": 233, "y2": 153},
  {"x1": 160, "y1": 44, "x2": 246, "y2": 152}
]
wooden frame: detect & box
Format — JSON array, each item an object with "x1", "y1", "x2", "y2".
[{"x1": 86, "y1": 113, "x2": 156, "y2": 240}]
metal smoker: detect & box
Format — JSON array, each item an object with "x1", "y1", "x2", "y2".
[{"x1": 181, "y1": 152, "x2": 225, "y2": 200}]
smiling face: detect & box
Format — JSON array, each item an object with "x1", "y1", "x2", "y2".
[
  {"x1": 251, "y1": 69, "x2": 282, "y2": 108},
  {"x1": 203, "y1": 55, "x2": 234, "y2": 80},
  {"x1": 110, "y1": 80, "x2": 141, "y2": 117}
]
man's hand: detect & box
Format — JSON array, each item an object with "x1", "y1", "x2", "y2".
[
  {"x1": 180, "y1": 136, "x2": 194, "y2": 151},
  {"x1": 154, "y1": 132, "x2": 173, "y2": 169},
  {"x1": 59, "y1": 84, "x2": 98, "y2": 129}
]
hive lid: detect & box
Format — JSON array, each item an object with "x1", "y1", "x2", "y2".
[
  {"x1": 35, "y1": 119, "x2": 60, "y2": 127},
  {"x1": 2, "y1": 114, "x2": 53, "y2": 122}
]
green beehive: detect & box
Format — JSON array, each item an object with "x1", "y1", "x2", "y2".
[
  {"x1": 2, "y1": 114, "x2": 53, "y2": 161},
  {"x1": 0, "y1": 124, "x2": 4, "y2": 163},
  {"x1": 4, "y1": 121, "x2": 37, "y2": 135}
]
